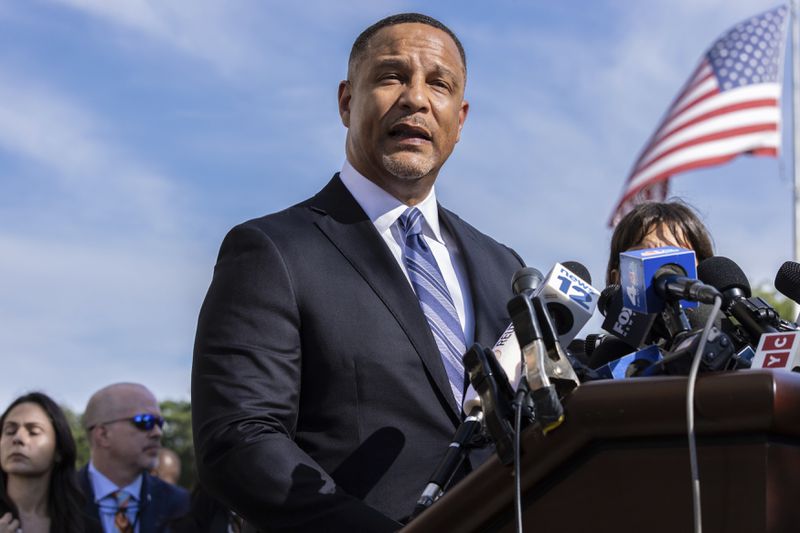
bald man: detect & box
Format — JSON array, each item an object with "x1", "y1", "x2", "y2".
[
  {"x1": 78, "y1": 383, "x2": 189, "y2": 533},
  {"x1": 152, "y1": 448, "x2": 182, "y2": 486}
]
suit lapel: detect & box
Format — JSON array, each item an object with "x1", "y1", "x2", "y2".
[
  {"x1": 439, "y1": 207, "x2": 512, "y2": 348},
  {"x1": 77, "y1": 466, "x2": 111, "y2": 533},
  {"x1": 138, "y1": 474, "x2": 156, "y2": 531},
  {"x1": 307, "y1": 175, "x2": 461, "y2": 420}
]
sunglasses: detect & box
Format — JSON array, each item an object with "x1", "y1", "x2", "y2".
[{"x1": 94, "y1": 413, "x2": 166, "y2": 431}]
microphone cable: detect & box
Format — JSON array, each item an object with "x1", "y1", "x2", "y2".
[
  {"x1": 685, "y1": 295, "x2": 722, "y2": 533},
  {"x1": 512, "y1": 379, "x2": 529, "y2": 533}
]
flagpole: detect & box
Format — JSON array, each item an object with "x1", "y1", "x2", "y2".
[{"x1": 792, "y1": 0, "x2": 800, "y2": 318}]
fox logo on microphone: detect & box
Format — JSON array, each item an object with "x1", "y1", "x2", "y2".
[{"x1": 751, "y1": 332, "x2": 800, "y2": 371}]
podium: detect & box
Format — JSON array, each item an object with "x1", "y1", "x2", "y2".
[{"x1": 403, "y1": 370, "x2": 800, "y2": 533}]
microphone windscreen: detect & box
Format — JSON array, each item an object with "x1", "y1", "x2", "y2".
[
  {"x1": 567, "y1": 338, "x2": 588, "y2": 365},
  {"x1": 684, "y1": 303, "x2": 722, "y2": 330},
  {"x1": 598, "y1": 285, "x2": 619, "y2": 317},
  {"x1": 512, "y1": 267, "x2": 544, "y2": 296},
  {"x1": 775, "y1": 261, "x2": 800, "y2": 304},
  {"x1": 587, "y1": 337, "x2": 635, "y2": 369},
  {"x1": 697, "y1": 256, "x2": 752, "y2": 297},
  {"x1": 562, "y1": 261, "x2": 591, "y2": 285}
]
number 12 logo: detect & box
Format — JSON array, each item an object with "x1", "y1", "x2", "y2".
[{"x1": 557, "y1": 275, "x2": 593, "y2": 310}]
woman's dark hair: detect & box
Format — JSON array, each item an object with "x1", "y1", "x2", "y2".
[
  {"x1": 606, "y1": 200, "x2": 714, "y2": 285},
  {"x1": 0, "y1": 392, "x2": 84, "y2": 532}
]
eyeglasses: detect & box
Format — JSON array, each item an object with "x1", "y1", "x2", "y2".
[{"x1": 92, "y1": 413, "x2": 165, "y2": 431}]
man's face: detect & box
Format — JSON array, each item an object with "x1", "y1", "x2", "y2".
[
  {"x1": 339, "y1": 23, "x2": 469, "y2": 199},
  {"x1": 102, "y1": 390, "x2": 162, "y2": 473}
]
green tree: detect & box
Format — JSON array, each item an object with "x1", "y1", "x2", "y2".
[
  {"x1": 160, "y1": 399, "x2": 196, "y2": 489},
  {"x1": 61, "y1": 404, "x2": 90, "y2": 467},
  {"x1": 753, "y1": 283, "x2": 795, "y2": 322}
]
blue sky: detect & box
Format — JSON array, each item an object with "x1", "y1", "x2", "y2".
[{"x1": 0, "y1": 0, "x2": 791, "y2": 410}]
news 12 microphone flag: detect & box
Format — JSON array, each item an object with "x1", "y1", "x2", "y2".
[{"x1": 609, "y1": 5, "x2": 789, "y2": 227}]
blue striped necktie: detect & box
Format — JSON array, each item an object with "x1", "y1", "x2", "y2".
[{"x1": 397, "y1": 207, "x2": 466, "y2": 406}]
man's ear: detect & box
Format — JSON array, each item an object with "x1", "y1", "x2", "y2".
[
  {"x1": 338, "y1": 80, "x2": 351, "y2": 128},
  {"x1": 455, "y1": 99, "x2": 469, "y2": 143},
  {"x1": 92, "y1": 425, "x2": 110, "y2": 448}
]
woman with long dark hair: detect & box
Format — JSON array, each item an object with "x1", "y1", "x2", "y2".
[{"x1": 0, "y1": 392, "x2": 84, "y2": 532}]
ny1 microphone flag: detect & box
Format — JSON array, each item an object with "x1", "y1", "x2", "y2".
[{"x1": 609, "y1": 5, "x2": 789, "y2": 227}]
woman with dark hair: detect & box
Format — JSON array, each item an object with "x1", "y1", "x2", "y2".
[
  {"x1": 606, "y1": 200, "x2": 715, "y2": 285},
  {"x1": 0, "y1": 392, "x2": 84, "y2": 532}
]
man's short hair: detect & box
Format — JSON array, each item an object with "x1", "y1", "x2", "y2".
[{"x1": 348, "y1": 13, "x2": 467, "y2": 79}]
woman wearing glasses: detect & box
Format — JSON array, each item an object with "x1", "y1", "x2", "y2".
[{"x1": 0, "y1": 391, "x2": 85, "y2": 532}]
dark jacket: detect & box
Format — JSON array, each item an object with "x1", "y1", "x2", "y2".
[
  {"x1": 78, "y1": 465, "x2": 190, "y2": 533},
  {"x1": 192, "y1": 174, "x2": 525, "y2": 532}
]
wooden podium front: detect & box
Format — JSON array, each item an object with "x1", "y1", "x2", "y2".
[{"x1": 403, "y1": 370, "x2": 800, "y2": 533}]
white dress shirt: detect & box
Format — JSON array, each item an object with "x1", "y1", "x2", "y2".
[
  {"x1": 88, "y1": 461, "x2": 142, "y2": 533},
  {"x1": 339, "y1": 160, "x2": 475, "y2": 346}
]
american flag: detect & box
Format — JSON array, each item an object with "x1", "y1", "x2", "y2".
[{"x1": 609, "y1": 5, "x2": 789, "y2": 226}]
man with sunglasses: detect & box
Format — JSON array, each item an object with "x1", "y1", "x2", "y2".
[{"x1": 78, "y1": 382, "x2": 190, "y2": 533}]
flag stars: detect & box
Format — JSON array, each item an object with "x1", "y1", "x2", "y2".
[{"x1": 707, "y1": 6, "x2": 785, "y2": 88}]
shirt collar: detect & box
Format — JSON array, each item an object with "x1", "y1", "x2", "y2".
[
  {"x1": 88, "y1": 461, "x2": 143, "y2": 503},
  {"x1": 339, "y1": 160, "x2": 444, "y2": 244}
]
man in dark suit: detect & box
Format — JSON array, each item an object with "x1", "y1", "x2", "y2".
[
  {"x1": 79, "y1": 383, "x2": 189, "y2": 532},
  {"x1": 192, "y1": 12, "x2": 525, "y2": 532}
]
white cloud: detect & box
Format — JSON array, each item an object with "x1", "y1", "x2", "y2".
[
  {"x1": 0, "y1": 66, "x2": 204, "y2": 409},
  {"x1": 0, "y1": 232, "x2": 206, "y2": 410},
  {"x1": 46, "y1": 0, "x2": 384, "y2": 84},
  {"x1": 50, "y1": 0, "x2": 255, "y2": 79},
  {"x1": 0, "y1": 69, "x2": 179, "y2": 235}
]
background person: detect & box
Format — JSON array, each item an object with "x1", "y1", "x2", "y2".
[
  {"x1": 606, "y1": 199, "x2": 714, "y2": 285},
  {"x1": 150, "y1": 448, "x2": 181, "y2": 486},
  {"x1": 79, "y1": 383, "x2": 188, "y2": 533},
  {"x1": 0, "y1": 392, "x2": 84, "y2": 533}
]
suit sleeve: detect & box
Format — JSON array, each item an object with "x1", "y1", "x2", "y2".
[{"x1": 191, "y1": 223, "x2": 401, "y2": 532}]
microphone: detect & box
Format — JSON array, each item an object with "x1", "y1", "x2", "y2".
[
  {"x1": 599, "y1": 284, "x2": 657, "y2": 349},
  {"x1": 462, "y1": 343, "x2": 518, "y2": 465},
  {"x1": 507, "y1": 294, "x2": 564, "y2": 432},
  {"x1": 464, "y1": 262, "x2": 594, "y2": 412},
  {"x1": 533, "y1": 261, "x2": 597, "y2": 392},
  {"x1": 508, "y1": 262, "x2": 589, "y2": 430},
  {"x1": 586, "y1": 336, "x2": 638, "y2": 369},
  {"x1": 619, "y1": 246, "x2": 715, "y2": 314},
  {"x1": 410, "y1": 407, "x2": 484, "y2": 518},
  {"x1": 462, "y1": 268, "x2": 544, "y2": 414},
  {"x1": 512, "y1": 267, "x2": 545, "y2": 296},
  {"x1": 569, "y1": 333, "x2": 606, "y2": 363},
  {"x1": 775, "y1": 261, "x2": 800, "y2": 318},
  {"x1": 664, "y1": 325, "x2": 736, "y2": 373},
  {"x1": 697, "y1": 256, "x2": 782, "y2": 345},
  {"x1": 535, "y1": 261, "x2": 600, "y2": 346},
  {"x1": 594, "y1": 345, "x2": 664, "y2": 379},
  {"x1": 653, "y1": 264, "x2": 721, "y2": 306},
  {"x1": 416, "y1": 336, "x2": 531, "y2": 516}
]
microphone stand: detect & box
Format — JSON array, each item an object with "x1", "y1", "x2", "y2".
[{"x1": 409, "y1": 407, "x2": 484, "y2": 520}]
